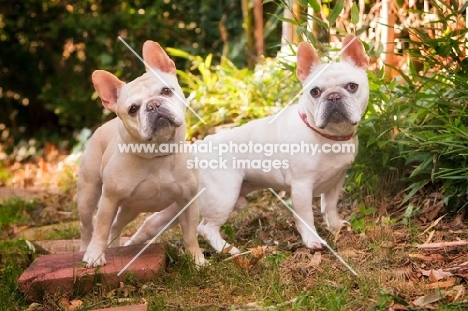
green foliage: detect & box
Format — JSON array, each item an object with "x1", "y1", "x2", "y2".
[
  {"x1": 221, "y1": 224, "x2": 235, "y2": 241},
  {"x1": 388, "y1": 1, "x2": 468, "y2": 212},
  {"x1": 346, "y1": 0, "x2": 468, "y2": 213},
  {"x1": 44, "y1": 222, "x2": 80, "y2": 240},
  {"x1": 0, "y1": 240, "x2": 33, "y2": 309},
  {"x1": 0, "y1": 0, "x2": 246, "y2": 149},
  {"x1": 348, "y1": 203, "x2": 377, "y2": 232},
  {"x1": 168, "y1": 48, "x2": 301, "y2": 139},
  {"x1": 401, "y1": 203, "x2": 417, "y2": 225}
]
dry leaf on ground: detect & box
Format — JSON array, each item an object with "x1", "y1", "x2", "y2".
[
  {"x1": 232, "y1": 246, "x2": 268, "y2": 270},
  {"x1": 412, "y1": 285, "x2": 467, "y2": 306},
  {"x1": 420, "y1": 268, "x2": 453, "y2": 281},
  {"x1": 425, "y1": 278, "x2": 457, "y2": 289},
  {"x1": 412, "y1": 291, "x2": 445, "y2": 307}
]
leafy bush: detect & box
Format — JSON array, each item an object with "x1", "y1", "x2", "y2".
[
  {"x1": 389, "y1": 1, "x2": 468, "y2": 212},
  {"x1": 349, "y1": 0, "x2": 468, "y2": 213},
  {"x1": 168, "y1": 48, "x2": 301, "y2": 139}
]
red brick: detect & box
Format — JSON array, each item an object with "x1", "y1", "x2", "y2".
[{"x1": 18, "y1": 243, "x2": 166, "y2": 301}]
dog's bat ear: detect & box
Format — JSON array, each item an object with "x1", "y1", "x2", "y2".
[
  {"x1": 143, "y1": 41, "x2": 176, "y2": 74},
  {"x1": 341, "y1": 34, "x2": 368, "y2": 70},
  {"x1": 296, "y1": 42, "x2": 321, "y2": 83},
  {"x1": 91, "y1": 70, "x2": 125, "y2": 112}
]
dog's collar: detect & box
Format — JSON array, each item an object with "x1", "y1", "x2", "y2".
[{"x1": 298, "y1": 112, "x2": 354, "y2": 141}]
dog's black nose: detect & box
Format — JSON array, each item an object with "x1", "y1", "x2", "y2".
[
  {"x1": 327, "y1": 92, "x2": 341, "y2": 102},
  {"x1": 146, "y1": 99, "x2": 161, "y2": 112}
]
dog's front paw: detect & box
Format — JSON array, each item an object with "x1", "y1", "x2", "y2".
[
  {"x1": 303, "y1": 236, "x2": 323, "y2": 250},
  {"x1": 306, "y1": 242, "x2": 323, "y2": 250},
  {"x1": 83, "y1": 250, "x2": 106, "y2": 268},
  {"x1": 221, "y1": 244, "x2": 240, "y2": 255},
  {"x1": 194, "y1": 253, "x2": 208, "y2": 267}
]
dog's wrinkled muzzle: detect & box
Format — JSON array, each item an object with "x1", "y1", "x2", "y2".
[
  {"x1": 319, "y1": 92, "x2": 353, "y2": 128},
  {"x1": 139, "y1": 98, "x2": 183, "y2": 141}
]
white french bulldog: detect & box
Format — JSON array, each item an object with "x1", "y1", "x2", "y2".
[
  {"x1": 125, "y1": 34, "x2": 369, "y2": 255},
  {"x1": 77, "y1": 40, "x2": 205, "y2": 267}
]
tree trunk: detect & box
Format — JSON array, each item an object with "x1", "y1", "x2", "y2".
[
  {"x1": 292, "y1": 1, "x2": 301, "y2": 44},
  {"x1": 381, "y1": 0, "x2": 397, "y2": 79},
  {"x1": 253, "y1": 0, "x2": 264, "y2": 58}
]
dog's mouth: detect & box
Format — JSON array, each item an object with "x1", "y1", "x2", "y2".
[
  {"x1": 154, "y1": 114, "x2": 180, "y2": 128},
  {"x1": 318, "y1": 103, "x2": 355, "y2": 128},
  {"x1": 145, "y1": 100, "x2": 182, "y2": 128},
  {"x1": 140, "y1": 101, "x2": 183, "y2": 141},
  {"x1": 320, "y1": 109, "x2": 350, "y2": 128},
  {"x1": 141, "y1": 114, "x2": 181, "y2": 140}
]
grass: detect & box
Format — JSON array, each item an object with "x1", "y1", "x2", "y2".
[
  {"x1": 0, "y1": 240, "x2": 33, "y2": 309},
  {"x1": 0, "y1": 193, "x2": 467, "y2": 310},
  {"x1": 0, "y1": 197, "x2": 38, "y2": 232}
]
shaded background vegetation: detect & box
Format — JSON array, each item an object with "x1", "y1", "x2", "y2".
[
  {"x1": 0, "y1": 0, "x2": 467, "y2": 214},
  {"x1": 0, "y1": 0, "x2": 280, "y2": 151}
]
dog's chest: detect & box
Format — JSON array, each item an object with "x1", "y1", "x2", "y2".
[
  {"x1": 310, "y1": 162, "x2": 350, "y2": 193},
  {"x1": 303, "y1": 148, "x2": 355, "y2": 187},
  {"x1": 121, "y1": 176, "x2": 180, "y2": 211},
  {"x1": 104, "y1": 156, "x2": 187, "y2": 211}
]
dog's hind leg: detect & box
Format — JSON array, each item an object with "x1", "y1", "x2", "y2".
[
  {"x1": 197, "y1": 182, "x2": 242, "y2": 255},
  {"x1": 197, "y1": 219, "x2": 240, "y2": 254},
  {"x1": 321, "y1": 171, "x2": 349, "y2": 233},
  {"x1": 108, "y1": 207, "x2": 140, "y2": 247},
  {"x1": 124, "y1": 202, "x2": 181, "y2": 246}
]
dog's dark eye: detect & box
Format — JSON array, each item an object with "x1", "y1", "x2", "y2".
[
  {"x1": 310, "y1": 87, "x2": 321, "y2": 98},
  {"x1": 161, "y1": 87, "x2": 173, "y2": 96},
  {"x1": 128, "y1": 104, "x2": 140, "y2": 116},
  {"x1": 346, "y1": 83, "x2": 358, "y2": 93}
]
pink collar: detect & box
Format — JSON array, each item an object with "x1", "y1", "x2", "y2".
[{"x1": 299, "y1": 112, "x2": 354, "y2": 141}]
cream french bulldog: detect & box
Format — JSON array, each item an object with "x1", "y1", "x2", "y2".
[
  {"x1": 125, "y1": 34, "x2": 369, "y2": 254},
  {"x1": 77, "y1": 40, "x2": 205, "y2": 267}
]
